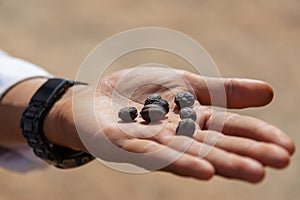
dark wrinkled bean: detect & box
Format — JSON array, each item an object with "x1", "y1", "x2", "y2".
[
  {"x1": 174, "y1": 91, "x2": 195, "y2": 108},
  {"x1": 140, "y1": 104, "x2": 166, "y2": 122},
  {"x1": 144, "y1": 94, "x2": 169, "y2": 113},
  {"x1": 176, "y1": 119, "x2": 196, "y2": 137},
  {"x1": 151, "y1": 99, "x2": 170, "y2": 113},
  {"x1": 179, "y1": 107, "x2": 197, "y2": 121},
  {"x1": 144, "y1": 93, "x2": 162, "y2": 105},
  {"x1": 118, "y1": 107, "x2": 138, "y2": 122}
]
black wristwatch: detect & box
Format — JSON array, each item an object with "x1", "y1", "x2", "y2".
[{"x1": 20, "y1": 78, "x2": 94, "y2": 169}]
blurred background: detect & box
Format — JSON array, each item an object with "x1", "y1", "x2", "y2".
[{"x1": 0, "y1": 0, "x2": 299, "y2": 199}]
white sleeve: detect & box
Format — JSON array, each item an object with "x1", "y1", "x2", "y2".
[{"x1": 0, "y1": 50, "x2": 51, "y2": 173}]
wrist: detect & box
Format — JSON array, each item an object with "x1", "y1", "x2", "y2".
[
  {"x1": 20, "y1": 78, "x2": 94, "y2": 168},
  {"x1": 0, "y1": 78, "x2": 48, "y2": 146},
  {"x1": 43, "y1": 85, "x2": 88, "y2": 152}
]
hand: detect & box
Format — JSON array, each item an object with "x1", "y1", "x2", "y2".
[{"x1": 45, "y1": 67, "x2": 295, "y2": 183}]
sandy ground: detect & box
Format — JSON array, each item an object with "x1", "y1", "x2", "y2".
[{"x1": 0, "y1": 0, "x2": 300, "y2": 200}]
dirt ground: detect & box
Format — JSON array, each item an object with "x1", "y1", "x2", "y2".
[{"x1": 0, "y1": 0, "x2": 300, "y2": 200}]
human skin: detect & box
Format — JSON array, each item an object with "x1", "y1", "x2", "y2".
[{"x1": 0, "y1": 67, "x2": 295, "y2": 183}]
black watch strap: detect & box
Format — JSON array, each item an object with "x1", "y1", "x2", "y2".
[{"x1": 20, "y1": 78, "x2": 94, "y2": 169}]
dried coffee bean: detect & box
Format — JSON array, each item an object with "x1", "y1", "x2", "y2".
[
  {"x1": 179, "y1": 107, "x2": 197, "y2": 121},
  {"x1": 176, "y1": 119, "x2": 196, "y2": 137},
  {"x1": 140, "y1": 104, "x2": 166, "y2": 122},
  {"x1": 144, "y1": 93, "x2": 162, "y2": 105},
  {"x1": 144, "y1": 94, "x2": 169, "y2": 113},
  {"x1": 151, "y1": 99, "x2": 170, "y2": 113},
  {"x1": 118, "y1": 107, "x2": 138, "y2": 122},
  {"x1": 174, "y1": 91, "x2": 195, "y2": 108}
]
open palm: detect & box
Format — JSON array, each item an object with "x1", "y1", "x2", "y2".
[{"x1": 70, "y1": 67, "x2": 294, "y2": 183}]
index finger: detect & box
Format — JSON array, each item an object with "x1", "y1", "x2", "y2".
[{"x1": 181, "y1": 71, "x2": 274, "y2": 109}]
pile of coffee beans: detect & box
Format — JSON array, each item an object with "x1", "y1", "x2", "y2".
[
  {"x1": 118, "y1": 93, "x2": 169, "y2": 123},
  {"x1": 144, "y1": 94, "x2": 170, "y2": 114},
  {"x1": 118, "y1": 91, "x2": 197, "y2": 137},
  {"x1": 141, "y1": 93, "x2": 169, "y2": 122},
  {"x1": 175, "y1": 92, "x2": 196, "y2": 137}
]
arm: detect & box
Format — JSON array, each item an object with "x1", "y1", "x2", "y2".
[{"x1": 0, "y1": 66, "x2": 295, "y2": 182}]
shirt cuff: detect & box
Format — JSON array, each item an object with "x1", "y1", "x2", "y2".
[
  {"x1": 0, "y1": 145, "x2": 48, "y2": 173},
  {"x1": 0, "y1": 51, "x2": 52, "y2": 99},
  {"x1": 0, "y1": 51, "x2": 52, "y2": 173}
]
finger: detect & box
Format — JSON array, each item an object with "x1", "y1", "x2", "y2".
[
  {"x1": 121, "y1": 138, "x2": 215, "y2": 180},
  {"x1": 158, "y1": 136, "x2": 265, "y2": 183},
  {"x1": 181, "y1": 71, "x2": 274, "y2": 108},
  {"x1": 194, "y1": 130, "x2": 290, "y2": 168},
  {"x1": 205, "y1": 112, "x2": 295, "y2": 155}
]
